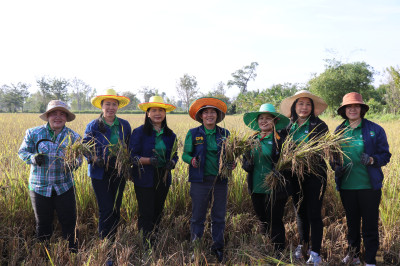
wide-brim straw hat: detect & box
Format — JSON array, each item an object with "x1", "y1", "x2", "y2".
[
  {"x1": 39, "y1": 100, "x2": 76, "y2": 122},
  {"x1": 91, "y1": 88, "x2": 130, "y2": 109},
  {"x1": 189, "y1": 97, "x2": 227, "y2": 123},
  {"x1": 337, "y1": 92, "x2": 369, "y2": 116},
  {"x1": 138, "y1": 95, "x2": 176, "y2": 112},
  {"x1": 243, "y1": 103, "x2": 290, "y2": 131},
  {"x1": 280, "y1": 90, "x2": 328, "y2": 118}
]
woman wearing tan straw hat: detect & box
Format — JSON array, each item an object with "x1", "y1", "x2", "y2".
[
  {"x1": 242, "y1": 103, "x2": 290, "y2": 252},
  {"x1": 182, "y1": 97, "x2": 232, "y2": 263},
  {"x1": 18, "y1": 100, "x2": 81, "y2": 251},
  {"x1": 83, "y1": 88, "x2": 132, "y2": 243},
  {"x1": 333, "y1": 92, "x2": 391, "y2": 266},
  {"x1": 129, "y1": 96, "x2": 178, "y2": 248},
  {"x1": 280, "y1": 90, "x2": 329, "y2": 265}
]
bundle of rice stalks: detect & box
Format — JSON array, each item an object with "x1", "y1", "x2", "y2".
[
  {"x1": 110, "y1": 139, "x2": 133, "y2": 181},
  {"x1": 219, "y1": 130, "x2": 259, "y2": 178},
  {"x1": 63, "y1": 135, "x2": 96, "y2": 171},
  {"x1": 162, "y1": 137, "x2": 182, "y2": 183}
]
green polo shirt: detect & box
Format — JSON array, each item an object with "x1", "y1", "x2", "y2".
[
  {"x1": 182, "y1": 127, "x2": 219, "y2": 176},
  {"x1": 154, "y1": 128, "x2": 167, "y2": 168},
  {"x1": 103, "y1": 116, "x2": 120, "y2": 155},
  {"x1": 46, "y1": 123, "x2": 64, "y2": 141},
  {"x1": 290, "y1": 119, "x2": 310, "y2": 143},
  {"x1": 340, "y1": 120, "x2": 372, "y2": 190},
  {"x1": 252, "y1": 133, "x2": 273, "y2": 194}
]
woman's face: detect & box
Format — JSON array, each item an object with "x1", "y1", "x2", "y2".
[
  {"x1": 295, "y1": 97, "x2": 312, "y2": 119},
  {"x1": 147, "y1": 107, "x2": 166, "y2": 125},
  {"x1": 345, "y1": 104, "x2": 361, "y2": 121},
  {"x1": 47, "y1": 110, "x2": 67, "y2": 131},
  {"x1": 101, "y1": 99, "x2": 119, "y2": 119},
  {"x1": 258, "y1": 113, "x2": 275, "y2": 133},
  {"x1": 201, "y1": 108, "x2": 218, "y2": 127}
]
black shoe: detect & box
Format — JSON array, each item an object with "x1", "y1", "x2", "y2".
[{"x1": 211, "y1": 248, "x2": 224, "y2": 263}]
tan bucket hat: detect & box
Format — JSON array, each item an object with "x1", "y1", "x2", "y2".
[
  {"x1": 337, "y1": 92, "x2": 369, "y2": 117},
  {"x1": 39, "y1": 100, "x2": 76, "y2": 122},
  {"x1": 279, "y1": 90, "x2": 328, "y2": 118}
]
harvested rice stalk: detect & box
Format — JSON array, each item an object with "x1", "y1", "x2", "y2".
[
  {"x1": 63, "y1": 135, "x2": 96, "y2": 170},
  {"x1": 162, "y1": 137, "x2": 181, "y2": 183},
  {"x1": 109, "y1": 139, "x2": 133, "y2": 181}
]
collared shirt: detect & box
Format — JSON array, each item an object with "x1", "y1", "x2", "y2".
[
  {"x1": 340, "y1": 120, "x2": 372, "y2": 189},
  {"x1": 18, "y1": 124, "x2": 82, "y2": 197},
  {"x1": 252, "y1": 133, "x2": 273, "y2": 194},
  {"x1": 290, "y1": 118, "x2": 310, "y2": 143},
  {"x1": 154, "y1": 128, "x2": 167, "y2": 168}
]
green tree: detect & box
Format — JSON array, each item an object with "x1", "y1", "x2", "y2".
[
  {"x1": 121, "y1": 91, "x2": 140, "y2": 110},
  {"x1": 0, "y1": 83, "x2": 30, "y2": 112},
  {"x1": 384, "y1": 66, "x2": 400, "y2": 114},
  {"x1": 176, "y1": 74, "x2": 199, "y2": 112},
  {"x1": 70, "y1": 78, "x2": 92, "y2": 111},
  {"x1": 36, "y1": 76, "x2": 70, "y2": 111},
  {"x1": 140, "y1": 86, "x2": 157, "y2": 102},
  {"x1": 227, "y1": 62, "x2": 259, "y2": 93}
]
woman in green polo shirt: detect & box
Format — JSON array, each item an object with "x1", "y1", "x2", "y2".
[{"x1": 241, "y1": 103, "x2": 290, "y2": 252}]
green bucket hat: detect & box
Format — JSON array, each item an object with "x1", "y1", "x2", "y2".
[{"x1": 243, "y1": 103, "x2": 290, "y2": 131}]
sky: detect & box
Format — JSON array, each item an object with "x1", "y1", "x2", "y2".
[{"x1": 1, "y1": 0, "x2": 400, "y2": 101}]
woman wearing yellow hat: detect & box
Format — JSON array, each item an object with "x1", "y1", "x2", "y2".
[
  {"x1": 83, "y1": 88, "x2": 132, "y2": 241},
  {"x1": 182, "y1": 97, "x2": 233, "y2": 263},
  {"x1": 129, "y1": 96, "x2": 178, "y2": 247}
]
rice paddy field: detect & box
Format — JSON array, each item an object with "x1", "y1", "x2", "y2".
[{"x1": 0, "y1": 113, "x2": 399, "y2": 265}]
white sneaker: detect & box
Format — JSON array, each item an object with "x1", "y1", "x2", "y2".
[
  {"x1": 306, "y1": 251, "x2": 322, "y2": 265},
  {"x1": 294, "y1": 245, "x2": 303, "y2": 259},
  {"x1": 342, "y1": 254, "x2": 361, "y2": 265}
]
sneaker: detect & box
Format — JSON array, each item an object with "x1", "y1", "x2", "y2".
[
  {"x1": 342, "y1": 254, "x2": 361, "y2": 265},
  {"x1": 306, "y1": 251, "x2": 322, "y2": 265},
  {"x1": 294, "y1": 245, "x2": 303, "y2": 259}
]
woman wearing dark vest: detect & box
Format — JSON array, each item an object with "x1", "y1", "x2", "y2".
[
  {"x1": 280, "y1": 90, "x2": 329, "y2": 265},
  {"x1": 242, "y1": 103, "x2": 290, "y2": 252},
  {"x1": 334, "y1": 92, "x2": 391, "y2": 266},
  {"x1": 129, "y1": 96, "x2": 178, "y2": 246},
  {"x1": 182, "y1": 97, "x2": 233, "y2": 263},
  {"x1": 83, "y1": 88, "x2": 131, "y2": 241}
]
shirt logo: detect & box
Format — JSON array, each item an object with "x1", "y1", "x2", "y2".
[
  {"x1": 268, "y1": 141, "x2": 273, "y2": 144},
  {"x1": 194, "y1": 136, "x2": 204, "y2": 145},
  {"x1": 304, "y1": 130, "x2": 309, "y2": 134},
  {"x1": 370, "y1": 131, "x2": 375, "y2": 137}
]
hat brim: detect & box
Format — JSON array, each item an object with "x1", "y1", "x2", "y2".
[
  {"x1": 91, "y1": 95, "x2": 130, "y2": 109},
  {"x1": 138, "y1": 102, "x2": 176, "y2": 112},
  {"x1": 337, "y1": 102, "x2": 369, "y2": 116},
  {"x1": 39, "y1": 107, "x2": 76, "y2": 122},
  {"x1": 279, "y1": 92, "x2": 328, "y2": 118},
  {"x1": 243, "y1": 111, "x2": 290, "y2": 131},
  {"x1": 189, "y1": 98, "x2": 228, "y2": 123}
]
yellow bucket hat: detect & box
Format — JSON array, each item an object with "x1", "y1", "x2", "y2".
[
  {"x1": 91, "y1": 88, "x2": 130, "y2": 109},
  {"x1": 138, "y1": 96, "x2": 176, "y2": 112}
]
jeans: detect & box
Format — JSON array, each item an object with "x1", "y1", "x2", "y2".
[
  {"x1": 251, "y1": 193, "x2": 288, "y2": 251},
  {"x1": 91, "y1": 168, "x2": 126, "y2": 239},
  {"x1": 190, "y1": 175, "x2": 228, "y2": 250},
  {"x1": 340, "y1": 189, "x2": 381, "y2": 265},
  {"x1": 291, "y1": 174, "x2": 326, "y2": 254},
  {"x1": 29, "y1": 188, "x2": 77, "y2": 250}
]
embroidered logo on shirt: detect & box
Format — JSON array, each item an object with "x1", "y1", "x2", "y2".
[
  {"x1": 194, "y1": 136, "x2": 204, "y2": 145},
  {"x1": 370, "y1": 131, "x2": 375, "y2": 137}
]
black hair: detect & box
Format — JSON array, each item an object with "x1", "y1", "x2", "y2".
[
  {"x1": 290, "y1": 98, "x2": 316, "y2": 122},
  {"x1": 143, "y1": 107, "x2": 173, "y2": 136},
  {"x1": 338, "y1": 105, "x2": 368, "y2": 119}
]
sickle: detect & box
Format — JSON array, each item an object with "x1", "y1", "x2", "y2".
[{"x1": 35, "y1": 139, "x2": 53, "y2": 153}]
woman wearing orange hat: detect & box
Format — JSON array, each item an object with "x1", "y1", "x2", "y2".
[
  {"x1": 129, "y1": 96, "x2": 178, "y2": 247},
  {"x1": 280, "y1": 90, "x2": 329, "y2": 265},
  {"x1": 83, "y1": 88, "x2": 132, "y2": 241},
  {"x1": 182, "y1": 97, "x2": 233, "y2": 263},
  {"x1": 333, "y1": 92, "x2": 391, "y2": 266}
]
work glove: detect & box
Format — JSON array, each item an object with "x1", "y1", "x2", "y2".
[
  {"x1": 150, "y1": 156, "x2": 159, "y2": 167},
  {"x1": 191, "y1": 156, "x2": 200, "y2": 168},
  {"x1": 31, "y1": 154, "x2": 45, "y2": 166},
  {"x1": 334, "y1": 165, "x2": 347, "y2": 178},
  {"x1": 241, "y1": 157, "x2": 254, "y2": 172},
  {"x1": 225, "y1": 161, "x2": 236, "y2": 170},
  {"x1": 93, "y1": 157, "x2": 105, "y2": 168},
  {"x1": 360, "y1": 153, "x2": 371, "y2": 166},
  {"x1": 165, "y1": 160, "x2": 176, "y2": 170}
]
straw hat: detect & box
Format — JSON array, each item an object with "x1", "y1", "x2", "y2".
[
  {"x1": 39, "y1": 100, "x2": 76, "y2": 122},
  {"x1": 138, "y1": 96, "x2": 176, "y2": 112},
  {"x1": 91, "y1": 88, "x2": 130, "y2": 109},
  {"x1": 243, "y1": 103, "x2": 290, "y2": 131},
  {"x1": 337, "y1": 92, "x2": 369, "y2": 117},
  {"x1": 280, "y1": 90, "x2": 328, "y2": 118},
  {"x1": 189, "y1": 97, "x2": 227, "y2": 123}
]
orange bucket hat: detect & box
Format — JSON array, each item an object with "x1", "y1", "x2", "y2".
[
  {"x1": 189, "y1": 97, "x2": 227, "y2": 123},
  {"x1": 337, "y1": 92, "x2": 369, "y2": 117}
]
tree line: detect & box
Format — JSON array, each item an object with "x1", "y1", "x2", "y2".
[{"x1": 1, "y1": 59, "x2": 399, "y2": 115}]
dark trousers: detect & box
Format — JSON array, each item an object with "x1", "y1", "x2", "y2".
[
  {"x1": 291, "y1": 174, "x2": 326, "y2": 254},
  {"x1": 190, "y1": 176, "x2": 228, "y2": 250},
  {"x1": 340, "y1": 189, "x2": 381, "y2": 265},
  {"x1": 134, "y1": 169, "x2": 170, "y2": 242},
  {"x1": 29, "y1": 188, "x2": 77, "y2": 250},
  {"x1": 91, "y1": 169, "x2": 126, "y2": 239},
  {"x1": 251, "y1": 193, "x2": 287, "y2": 251}
]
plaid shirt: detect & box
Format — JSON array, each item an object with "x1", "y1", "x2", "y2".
[{"x1": 18, "y1": 124, "x2": 82, "y2": 197}]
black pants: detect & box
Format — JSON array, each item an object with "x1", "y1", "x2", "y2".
[
  {"x1": 340, "y1": 189, "x2": 381, "y2": 265},
  {"x1": 251, "y1": 193, "x2": 287, "y2": 251},
  {"x1": 92, "y1": 168, "x2": 126, "y2": 239},
  {"x1": 134, "y1": 169, "x2": 170, "y2": 242},
  {"x1": 29, "y1": 188, "x2": 77, "y2": 250},
  {"x1": 291, "y1": 174, "x2": 326, "y2": 254}
]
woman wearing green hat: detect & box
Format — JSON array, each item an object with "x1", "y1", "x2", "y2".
[
  {"x1": 242, "y1": 103, "x2": 290, "y2": 252},
  {"x1": 129, "y1": 96, "x2": 178, "y2": 247}
]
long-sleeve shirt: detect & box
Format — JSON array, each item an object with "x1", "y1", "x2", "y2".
[{"x1": 18, "y1": 124, "x2": 82, "y2": 197}]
